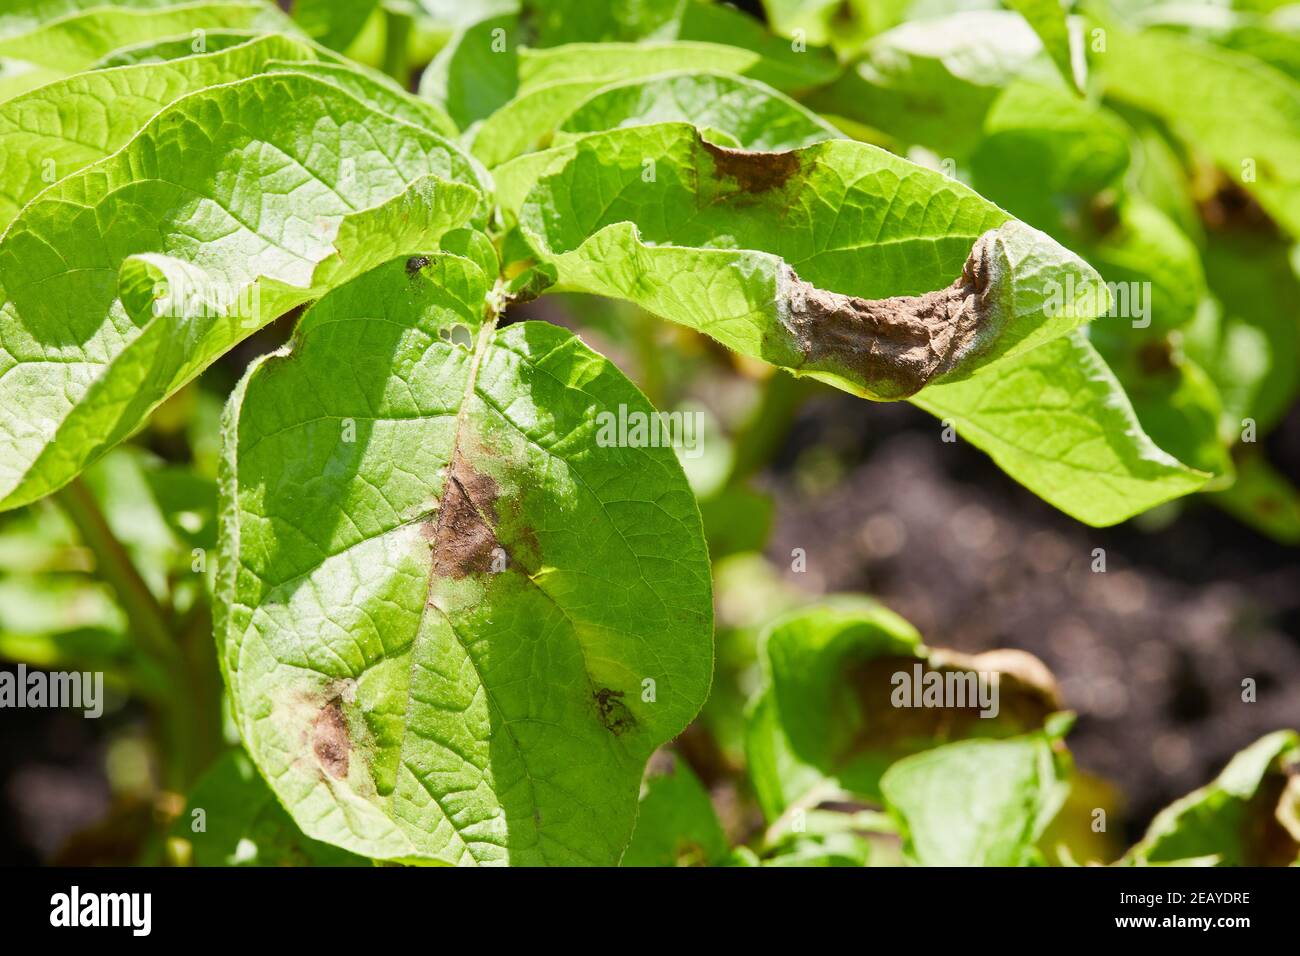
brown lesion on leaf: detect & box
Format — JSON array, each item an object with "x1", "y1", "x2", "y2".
[
  {"x1": 844, "y1": 646, "x2": 1061, "y2": 757},
  {"x1": 1197, "y1": 173, "x2": 1278, "y2": 236},
  {"x1": 780, "y1": 227, "x2": 1004, "y2": 400},
  {"x1": 1137, "y1": 338, "x2": 1176, "y2": 376},
  {"x1": 312, "y1": 699, "x2": 351, "y2": 780},
  {"x1": 1239, "y1": 763, "x2": 1300, "y2": 866},
  {"x1": 428, "y1": 451, "x2": 504, "y2": 579},
  {"x1": 594, "y1": 688, "x2": 636, "y2": 736},
  {"x1": 702, "y1": 140, "x2": 803, "y2": 194}
]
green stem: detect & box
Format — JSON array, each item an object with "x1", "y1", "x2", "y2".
[
  {"x1": 56, "y1": 478, "x2": 177, "y2": 668},
  {"x1": 55, "y1": 477, "x2": 200, "y2": 788},
  {"x1": 382, "y1": 8, "x2": 412, "y2": 84}
]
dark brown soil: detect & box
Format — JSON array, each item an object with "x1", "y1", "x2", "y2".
[{"x1": 763, "y1": 393, "x2": 1300, "y2": 841}]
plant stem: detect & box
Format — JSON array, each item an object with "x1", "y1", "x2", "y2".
[
  {"x1": 55, "y1": 477, "x2": 202, "y2": 789},
  {"x1": 55, "y1": 478, "x2": 177, "y2": 669},
  {"x1": 382, "y1": 8, "x2": 412, "y2": 84}
]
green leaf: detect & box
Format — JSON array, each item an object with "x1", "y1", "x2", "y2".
[
  {"x1": 1123, "y1": 731, "x2": 1300, "y2": 866},
  {"x1": 914, "y1": 331, "x2": 1210, "y2": 525},
  {"x1": 622, "y1": 753, "x2": 730, "y2": 867},
  {"x1": 418, "y1": 13, "x2": 518, "y2": 130},
  {"x1": 422, "y1": 1, "x2": 830, "y2": 136},
  {"x1": 290, "y1": 0, "x2": 381, "y2": 52},
  {"x1": 1005, "y1": 0, "x2": 1080, "y2": 91},
  {"x1": 0, "y1": 576, "x2": 127, "y2": 659},
  {"x1": 518, "y1": 41, "x2": 759, "y2": 93},
  {"x1": 0, "y1": 1, "x2": 296, "y2": 72},
  {"x1": 970, "y1": 80, "x2": 1131, "y2": 229},
  {"x1": 170, "y1": 750, "x2": 370, "y2": 866},
  {"x1": 1075, "y1": 196, "x2": 1206, "y2": 331},
  {"x1": 745, "y1": 599, "x2": 1062, "y2": 819},
  {"x1": 90, "y1": 29, "x2": 266, "y2": 68},
  {"x1": 674, "y1": 2, "x2": 841, "y2": 93},
  {"x1": 763, "y1": 831, "x2": 874, "y2": 867},
  {"x1": 0, "y1": 56, "x2": 61, "y2": 102},
  {"x1": 217, "y1": 253, "x2": 713, "y2": 865},
  {"x1": 0, "y1": 35, "x2": 316, "y2": 230},
  {"x1": 805, "y1": 10, "x2": 1064, "y2": 157},
  {"x1": 880, "y1": 728, "x2": 1071, "y2": 866},
  {"x1": 1185, "y1": 230, "x2": 1300, "y2": 434},
  {"x1": 1124, "y1": 2, "x2": 1300, "y2": 83},
  {"x1": 498, "y1": 122, "x2": 1104, "y2": 402},
  {"x1": 525, "y1": 0, "x2": 686, "y2": 45},
  {"x1": 758, "y1": 0, "x2": 883, "y2": 50},
  {"x1": 1091, "y1": 330, "x2": 1233, "y2": 483},
  {"x1": 553, "y1": 71, "x2": 841, "y2": 151},
  {"x1": 0, "y1": 72, "x2": 486, "y2": 513},
  {"x1": 265, "y1": 56, "x2": 459, "y2": 137},
  {"x1": 1211, "y1": 451, "x2": 1300, "y2": 544},
  {"x1": 1096, "y1": 24, "x2": 1300, "y2": 236},
  {"x1": 470, "y1": 41, "x2": 804, "y2": 167},
  {"x1": 0, "y1": 494, "x2": 169, "y2": 698}
]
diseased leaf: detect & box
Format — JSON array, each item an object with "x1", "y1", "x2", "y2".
[
  {"x1": 170, "y1": 750, "x2": 370, "y2": 866},
  {"x1": 745, "y1": 599, "x2": 1062, "y2": 819},
  {"x1": 498, "y1": 122, "x2": 1103, "y2": 402},
  {"x1": 914, "y1": 331, "x2": 1209, "y2": 525},
  {"x1": 622, "y1": 753, "x2": 730, "y2": 867},
  {"x1": 217, "y1": 253, "x2": 713, "y2": 865},
  {"x1": 1123, "y1": 731, "x2": 1300, "y2": 866},
  {"x1": 881, "y1": 727, "x2": 1071, "y2": 866},
  {"x1": 0, "y1": 72, "x2": 487, "y2": 512}
]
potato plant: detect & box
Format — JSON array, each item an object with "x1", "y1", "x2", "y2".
[{"x1": 0, "y1": 0, "x2": 1297, "y2": 868}]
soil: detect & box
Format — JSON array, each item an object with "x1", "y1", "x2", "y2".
[{"x1": 763, "y1": 392, "x2": 1300, "y2": 841}]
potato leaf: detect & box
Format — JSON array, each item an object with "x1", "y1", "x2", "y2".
[
  {"x1": 170, "y1": 750, "x2": 370, "y2": 866},
  {"x1": 0, "y1": 72, "x2": 487, "y2": 512},
  {"x1": 498, "y1": 122, "x2": 1103, "y2": 401},
  {"x1": 622, "y1": 754, "x2": 730, "y2": 867},
  {"x1": 1122, "y1": 731, "x2": 1300, "y2": 866},
  {"x1": 0, "y1": 1, "x2": 295, "y2": 72},
  {"x1": 881, "y1": 727, "x2": 1071, "y2": 866},
  {"x1": 1097, "y1": 23, "x2": 1300, "y2": 236},
  {"x1": 914, "y1": 331, "x2": 1209, "y2": 525},
  {"x1": 746, "y1": 599, "x2": 1062, "y2": 819},
  {"x1": 216, "y1": 253, "x2": 713, "y2": 864}
]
